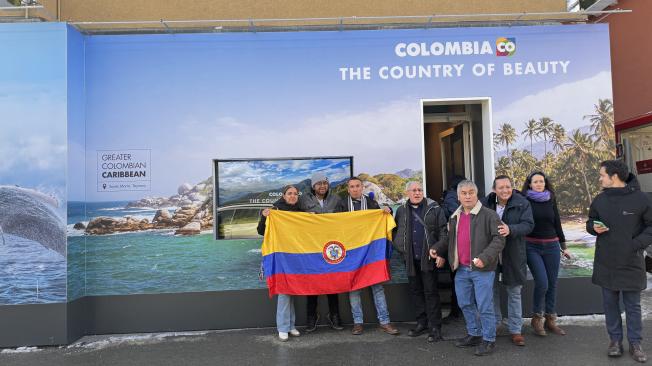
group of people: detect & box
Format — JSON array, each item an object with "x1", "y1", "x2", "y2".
[
  {"x1": 258, "y1": 159, "x2": 652, "y2": 363},
  {"x1": 257, "y1": 173, "x2": 398, "y2": 342}
]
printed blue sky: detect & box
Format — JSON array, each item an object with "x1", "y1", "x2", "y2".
[
  {"x1": 76, "y1": 24, "x2": 612, "y2": 201},
  {"x1": 0, "y1": 23, "x2": 67, "y2": 205},
  {"x1": 218, "y1": 158, "x2": 351, "y2": 197}
]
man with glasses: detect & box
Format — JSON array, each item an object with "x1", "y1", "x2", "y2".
[
  {"x1": 299, "y1": 172, "x2": 344, "y2": 332},
  {"x1": 392, "y1": 181, "x2": 448, "y2": 342}
]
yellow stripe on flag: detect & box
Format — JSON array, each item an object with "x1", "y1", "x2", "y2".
[{"x1": 261, "y1": 209, "x2": 396, "y2": 256}]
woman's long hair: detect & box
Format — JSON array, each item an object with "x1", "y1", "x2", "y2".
[{"x1": 521, "y1": 171, "x2": 556, "y2": 197}]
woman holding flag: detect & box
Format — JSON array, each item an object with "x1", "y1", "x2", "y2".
[{"x1": 257, "y1": 185, "x2": 303, "y2": 341}]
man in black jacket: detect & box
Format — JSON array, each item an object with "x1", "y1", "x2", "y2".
[
  {"x1": 587, "y1": 160, "x2": 652, "y2": 363},
  {"x1": 481, "y1": 175, "x2": 534, "y2": 347},
  {"x1": 392, "y1": 181, "x2": 448, "y2": 342}
]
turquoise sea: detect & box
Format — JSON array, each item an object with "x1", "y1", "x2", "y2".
[
  {"x1": 67, "y1": 201, "x2": 407, "y2": 300},
  {"x1": 66, "y1": 201, "x2": 592, "y2": 301}
]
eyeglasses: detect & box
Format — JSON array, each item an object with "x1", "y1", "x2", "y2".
[
  {"x1": 408, "y1": 188, "x2": 423, "y2": 193},
  {"x1": 314, "y1": 181, "x2": 329, "y2": 186}
]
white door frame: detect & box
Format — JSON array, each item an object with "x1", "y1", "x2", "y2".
[{"x1": 419, "y1": 97, "x2": 494, "y2": 197}]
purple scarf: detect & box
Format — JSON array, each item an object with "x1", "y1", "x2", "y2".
[{"x1": 526, "y1": 189, "x2": 551, "y2": 202}]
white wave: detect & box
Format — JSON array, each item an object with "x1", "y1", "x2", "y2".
[
  {"x1": 66, "y1": 222, "x2": 88, "y2": 237},
  {"x1": 122, "y1": 214, "x2": 155, "y2": 221},
  {"x1": 86, "y1": 228, "x2": 164, "y2": 237},
  {"x1": 248, "y1": 249, "x2": 262, "y2": 254}
]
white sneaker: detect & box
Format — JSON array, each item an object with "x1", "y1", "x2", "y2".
[
  {"x1": 278, "y1": 332, "x2": 289, "y2": 341},
  {"x1": 289, "y1": 329, "x2": 301, "y2": 337}
]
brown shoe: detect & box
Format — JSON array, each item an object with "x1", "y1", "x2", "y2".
[
  {"x1": 379, "y1": 323, "x2": 400, "y2": 335},
  {"x1": 531, "y1": 313, "x2": 547, "y2": 336},
  {"x1": 511, "y1": 333, "x2": 525, "y2": 346},
  {"x1": 544, "y1": 313, "x2": 566, "y2": 336},
  {"x1": 351, "y1": 324, "x2": 364, "y2": 335}
]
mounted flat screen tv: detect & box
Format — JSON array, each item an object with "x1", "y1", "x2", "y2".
[{"x1": 213, "y1": 156, "x2": 353, "y2": 240}]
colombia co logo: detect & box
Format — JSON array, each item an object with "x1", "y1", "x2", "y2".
[
  {"x1": 496, "y1": 37, "x2": 516, "y2": 56},
  {"x1": 323, "y1": 241, "x2": 346, "y2": 264}
]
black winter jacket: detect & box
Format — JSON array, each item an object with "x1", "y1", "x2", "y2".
[
  {"x1": 587, "y1": 174, "x2": 652, "y2": 291},
  {"x1": 256, "y1": 198, "x2": 302, "y2": 236},
  {"x1": 392, "y1": 198, "x2": 448, "y2": 276},
  {"x1": 481, "y1": 191, "x2": 534, "y2": 285}
]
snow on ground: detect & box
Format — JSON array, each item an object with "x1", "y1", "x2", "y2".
[
  {"x1": 1, "y1": 346, "x2": 41, "y2": 353},
  {"x1": 67, "y1": 331, "x2": 212, "y2": 351}
]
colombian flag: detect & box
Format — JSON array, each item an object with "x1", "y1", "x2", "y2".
[{"x1": 262, "y1": 209, "x2": 396, "y2": 296}]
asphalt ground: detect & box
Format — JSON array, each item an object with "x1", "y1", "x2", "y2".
[{"x1": 2, "y1": 316, "x2": 652, "y2": 366}]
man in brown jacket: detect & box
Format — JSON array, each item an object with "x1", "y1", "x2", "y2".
[{"x1": 431, "y1": 180, "x2": 505, "y2": 356}]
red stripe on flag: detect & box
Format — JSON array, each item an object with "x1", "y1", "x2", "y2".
[{"x1": 266, "y1": 259, "x2": 390, "y2": 296}]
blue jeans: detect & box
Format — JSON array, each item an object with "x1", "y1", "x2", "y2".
[
  {"x1": 602, "y1": 287, "x2": 643, "y2": 345},
  {"x1": 455, "y1": 266, "x2": 496, "y2": 342},
  {"x1": 349, "y1": 284, "x2": 390, "y2": 325},
  {"x1": 526, "y1": 241, "x2": 560, "y2": 315},
  {"x1": 276, "y1": 294, "x2": 296, "y2": 333},
  {"x1": 493, "y1": 277, "x2": 523, "y2": 334}
]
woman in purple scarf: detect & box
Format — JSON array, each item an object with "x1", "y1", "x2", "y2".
[{"x1": 521, "y1": 172, "x2": 571, "y2": 337}]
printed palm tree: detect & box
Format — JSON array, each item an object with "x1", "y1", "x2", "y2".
[
  {"x1": 495, "y1": 123, "x2": 517, "y2": 177},
  {"x1": 551, "y1": 123, "x2": 567, "y2": 153},
  {"x1": 565, "y1": 129, "x2": 597, "y2": 211},
  {"x1": 492, "y1": 132, "x2": 502, "y2": 151},
  {"x1": 537, "y1": 117, "x2": 555, "y2": 170},
  {"x1": 584, "y1": 98, "x2": 614, "y2": 150},
  {"x1": 522, "y1": 119, "x2": 539, "y2": 154}
]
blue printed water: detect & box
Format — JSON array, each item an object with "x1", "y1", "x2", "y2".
[
  {"x1": 0, "y1": 234, "x2": 66, "y2": 304},
  {"x1": 67, "y1": 201, "x2": 407, "y2": 300}
]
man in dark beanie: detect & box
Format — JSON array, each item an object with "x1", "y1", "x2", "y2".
[{"x1": 299, "y1": 171, "x2": 343, "y2": 332}]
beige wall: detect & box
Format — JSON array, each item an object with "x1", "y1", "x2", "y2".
[
  {"x1": 54, "y1": 0, "x2": 568, "y2": 21},
  {"x1": 2, "y1": 0, "x2": 572, "y2": 29}
]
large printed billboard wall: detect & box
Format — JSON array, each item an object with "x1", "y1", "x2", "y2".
[
  {"x1": 69, "y1": 24, "x2": 612, "y2": 300},
  {"x1": 0, "y1": 23, "x2": 68, "y2": 305},
  {"x1": 0, "y1": 23, "x2": 614, "y2": 304}
]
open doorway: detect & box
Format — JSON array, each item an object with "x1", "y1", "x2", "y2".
[{"x1": 420, "y1": 98, "x2": 494, "y2": 202}]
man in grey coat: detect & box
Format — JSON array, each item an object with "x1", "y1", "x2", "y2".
[
  {"x1": 299, "y1": 172, "x2": 343, "y2": 332},
  {"x1": 431, "y1": 180, "x2": 505, "y2": 356}
]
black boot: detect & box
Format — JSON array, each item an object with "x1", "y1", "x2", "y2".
[
  {"x1": 427, "y1": 327, "x2": 443, "y2": 342},
  {"x1": 327, "y1": 313, "x2": 343, "y2": 331},
  {"x1": 474, "y1": 340, "x2": 496, "y2": 356},
  {"x1": 455, "y1": 334, "x2": 482, "y2": 348},
  {"x1": 408, "y1": 323, "x2": 428, "y2": 337},
  {"x1": 305, "y1": 314, "x2": 320, "y2": 333}
]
